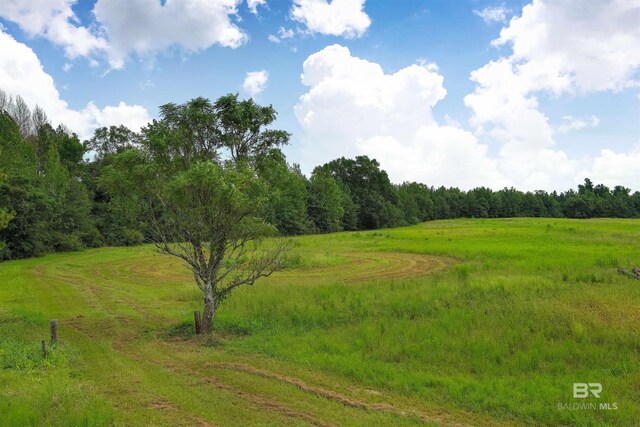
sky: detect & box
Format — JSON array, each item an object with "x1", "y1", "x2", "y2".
[{"x1": 0, "y1": 0, "x2": 639, "y2": 191}]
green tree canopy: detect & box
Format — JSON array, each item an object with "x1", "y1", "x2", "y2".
[
  {"x1": 308, "y1": 167, "x2": 345, "y2": 233},
  {"x1": 320, "y1": 156, "x2": 402, "y2": 229},
  {"x1": 101, "y1": 95, "x2": 291, "y2": 333}
]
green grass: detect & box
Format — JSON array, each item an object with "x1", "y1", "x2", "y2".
[{"x1": 0, "y1": 218, "x2": 638, "y2": 426}]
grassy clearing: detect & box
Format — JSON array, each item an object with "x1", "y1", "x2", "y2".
[{"x1": 0, "y1": 218, "x2": 638, "y2": 426}]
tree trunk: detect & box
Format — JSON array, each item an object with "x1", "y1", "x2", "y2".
[{"x1": 201, "y1": 291, "x2": 216, "y2": 333}]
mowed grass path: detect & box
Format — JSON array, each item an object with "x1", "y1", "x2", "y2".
[{"x1": 1, "y1": 218, "x2": 639, "y2": 426}]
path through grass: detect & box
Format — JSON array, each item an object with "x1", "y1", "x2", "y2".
[{"x1": 1, "y1": 218, "x2": 638, "y2": 426}]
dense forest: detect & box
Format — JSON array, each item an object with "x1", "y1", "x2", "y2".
[{"x1": 1, "y1": 90, "x2": 639, "y2": 261}]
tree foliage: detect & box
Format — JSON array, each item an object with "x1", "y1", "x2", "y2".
[
  {"x1": 100, "y1": 95, "x2": 291, "y2": 333},
  {"x1": 0, "y1": 105, "x2": 98, "y2": 259},
  {"x1": 258, "y1": 149, "x2": 311, "y2": 235},
  {"x1": 320, "y1": 156, "x2": 403, "y2": 229},
  {"x1": 1, "y1": 90, "x2": 638, "y2": 268},
  {"x1": 307, "y1": 167, "x2": 345, "y2": 233},
  {"x1": 215, "y1": 94, "x2": 290, "y2": 162}
]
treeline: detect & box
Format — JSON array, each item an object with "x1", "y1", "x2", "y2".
[
  {"x1": 309, "y1": 158, "x2": 640, "y2": 230},
  {"x1": 1, "y1": 91, "x2": 639, "y2": 261}
]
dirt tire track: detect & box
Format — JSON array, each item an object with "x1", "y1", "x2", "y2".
[
  {"x1": 148, "y1": 398, "x2": 217, "y2": 427},
  {"x1": 202, "y1": 376, "x2": 337, "y2": 427},
  {"x1": 27, "y1": 249, "x2": 460, "y2": 425},
  {"x1": 344, "y1": 252, "x2": 453, "y2": 284},
  {"x1": 207, "y1": 362, "x2": 473, "y2": 427},
  {"x1": 43, "y1": 250, "x2": 453, "y2": 290},
  {"x1": 156, "y1": 360, "x2": 336, "y2": 427},
  {"x1": 277, "y1": 251, "x2": 454, "y2": 285},
  {"x1": 106, "y1": 251, "x2": 453, "y2": 286}
]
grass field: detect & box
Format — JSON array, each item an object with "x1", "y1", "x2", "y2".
[{"x1": 0, "y1": 218, "x2": 638, "y2": 426}]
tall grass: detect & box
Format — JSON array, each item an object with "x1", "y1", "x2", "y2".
[{"x1": 0, "y1": 218, "x2": 637, "y2": 425}]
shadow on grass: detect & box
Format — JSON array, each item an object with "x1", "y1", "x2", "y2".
[
  {"x1": 164, "y1": 320, "x2": 195, "y2": 340},
  {"x1": 163, "y1": 320, "x2": 241, "y2": 349}
]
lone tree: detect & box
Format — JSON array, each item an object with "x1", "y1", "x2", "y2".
[{"x1": 101, "y1": 95, "x2": 290, "y2": 334}]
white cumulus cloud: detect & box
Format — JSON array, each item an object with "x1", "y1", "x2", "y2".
[
  {"x1": 243, "y1": 70, "x2": 268, "y2": 96},
  {"x1": 247, "y1": 0, "x2": 267, "y2": 15},
  {"x1": 82, "y1": 101, "x2": 151, "y2": 134},
  {"x1": 0, "y1": 29, "x2": 150, "y2": 139},
  {"x1": 582, "y1": 146, "x2": 640, "y2": 190},
  {"x1": 268, "y1": 27, "x2": 296, "y2": 43},
  {"x1": 291, "y1": 0, "x2": 370, "y2": 38},
  {"x1": 473, "y1": 6, "x2": 510, "y2": 24},
  {"x1": 0, "y1": 0, "x2": 249, "y2": 69},
  {"x1": 492, "y1": 0, "x2": 640, "y2": 93},
  {"x1": 0, "y1": 0, "x2": 107, "y2": 60},
  {"x1": 94, "y1": 0, "x2": 247, "y2": 69},
  {"x1": 556, "y1": 115, "x2": 600, "y2": 134},
  {"x1": 465, "y1": 0, "x2": 640, "y2": 190},
  {"x1": 295, "y1": 44, "x2": 507, "y2": 189}
]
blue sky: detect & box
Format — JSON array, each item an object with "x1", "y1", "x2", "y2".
[{"x1": 0, "y1": 0, "x2": 638, "y2": 191}]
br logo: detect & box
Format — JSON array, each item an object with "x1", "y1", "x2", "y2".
[{"x1": 573, "y1": 383, "x2": 602, "y2": 398}]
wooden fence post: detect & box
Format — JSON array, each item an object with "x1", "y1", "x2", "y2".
[
  {"x1": 50, "y1": 320, "x2": 58, "y2": 344},
  {"x1": 194, "y1": 310, "x2": 202, "y2": 335}
]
